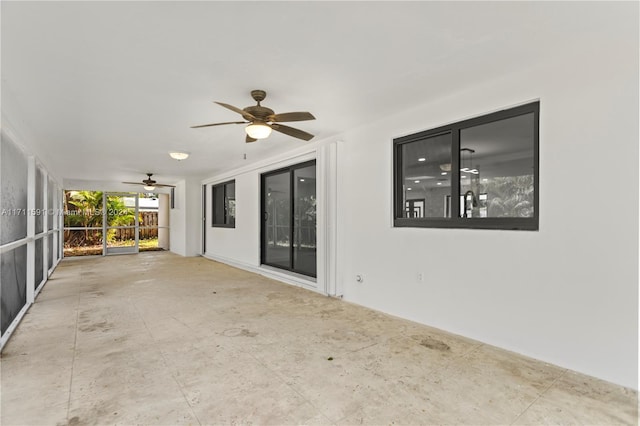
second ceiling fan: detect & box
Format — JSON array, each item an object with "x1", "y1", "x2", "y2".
[{"x1": 191, "y1": 90, "x2": 315, "y2": 143}]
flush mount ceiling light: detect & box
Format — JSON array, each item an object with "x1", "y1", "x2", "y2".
[
  {"x1": 418, "y1": 157, "x2": 426, "y2": 162},
  {"x1": 169, "y1": 152, "x2": 190, "y2": 161},
  {"x1": 245, "y1": 122, "x2": 272, "y2": 139}
]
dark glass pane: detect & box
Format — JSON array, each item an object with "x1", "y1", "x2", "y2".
[
  {"x1": 35, "y1": 237, "x2": 44, "y2": 288},
  {"x1": 212, "y1": 185, "x2": 225, "y2": 226},
  {"x1": 35, "y1": 167, "x2": 44, "y2": 234},
  {"x1": 226, "y1": 182, "x2": 236, "y2": 226},
  {"x1": 1, "y1": 137, "x2": 28, "y2": 244},
  {"x1": 401, "y1": 133, "x2": 452, "y2": 218},
  {"x1": 47, "y1": 234, "x2": 54, "y2": 270},
  {"x1": 293, "y1": 165, "x2": 317, "y2": 276},
  {"x1": 459, "y1": 113, "x2": 535, "y2": 218},
  {"x1": 264, "y1": 172, "x2": 290, "y2": 268},
  {"x1": 47, "y1": 177, "x2": 54, "y2": 230},
  {"x1": 1, "y1": 245, "x2": 27, "y2": 334}
]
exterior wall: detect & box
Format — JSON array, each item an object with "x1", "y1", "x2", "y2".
[
  {"x1": 337, "y1": 32, "x2": 638, "y2": 389},
  {"x1": 202, "y1": 9, "x2": 638, "y2": 389},
  {"x1": 1, "y1": 97, "x2": 64, "y2": 349}
]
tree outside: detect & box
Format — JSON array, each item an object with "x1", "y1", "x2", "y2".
[{"x1": 64, "y1": 191, "x2": 161, "y2": 256}]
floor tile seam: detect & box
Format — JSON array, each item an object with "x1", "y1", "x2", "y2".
[
  {"x1": 128, "y1": 298, "x2": 204, "y2": 426},
  {"x1": 508, "y1": 367, "x2": 569, "y2": 425},
  {"x1": 235, "y1": 343, "x2": 336, "y2": 424}
]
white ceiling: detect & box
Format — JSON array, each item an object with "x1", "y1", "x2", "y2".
[{"x1": 1, "y1": 1, "x2": 620, "y2": 187}]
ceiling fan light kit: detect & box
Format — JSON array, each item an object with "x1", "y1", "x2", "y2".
[
  {"x1": 245, "y1": 122, "x2": 272, "y2": 139},
  {"x1": 191, "y1": 89, "x2": 315, "y2": 143},
  {"x1": 143, "y1": 185, "x2": 156, "y2": 191},
  {"x1": 169, "y1": 151, "x2": 190, "y2": 160}
]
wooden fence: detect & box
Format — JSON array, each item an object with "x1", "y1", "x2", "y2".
[{"x1": 112, "y1": 212, "x2": 158, "y2": 241}]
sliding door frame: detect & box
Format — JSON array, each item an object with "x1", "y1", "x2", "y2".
[{"x1": 260, "y1": 159, "x2": 317, "y2": 278}]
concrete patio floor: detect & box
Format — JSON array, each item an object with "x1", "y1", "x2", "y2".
[{"x1": 1, "y1": 252, "x2": 637, "y2": 425}]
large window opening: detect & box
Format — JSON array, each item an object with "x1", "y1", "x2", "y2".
[
  {"x1": 261, "y1": 161, "x2": 317, "y2": 277},
  {"x1": 63, "y1": 191, "x2": 169, "y2": 256},
  {"x1": 394, "y1": 101, "x2": 539, "y2": 230}
]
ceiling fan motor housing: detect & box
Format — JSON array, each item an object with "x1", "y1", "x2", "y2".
[{"x1": 244, "y1": 105, "x2": 274, "y2": 122}]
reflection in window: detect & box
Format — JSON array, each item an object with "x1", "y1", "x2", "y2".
[
  {"x1": 460, "y1": 113, "x2": 535, "y2": 219},
  {"x1": 263, "y1": 172, "x2": 291, "y2": 269},
  {"x1": 293, "y1": 165, "x2": 317, "y2": 277},
  {"x1": 262, "y1": 161, "x2": 317, "y2": 277},
  {"x1": 394, "y1": 101, "x2": 538, "y2": 230},
  {"x1": 212, "y1": 180, "x2": 236, "y2": 228},
  {"x1": 399, "y1": 133, "x2": 452, "y2": 218}
]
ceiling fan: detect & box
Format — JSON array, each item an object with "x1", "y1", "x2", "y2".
[
  {"x1": 122, "y1": 173, "x2": 176, "y2": 191},
  {"x1": 191, "y1": 90, "x2": 315, "y2": 143}
]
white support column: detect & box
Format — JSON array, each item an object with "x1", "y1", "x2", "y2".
[
  {"x1": 134, "y1": 194, "x2": 140, "y2": 252},
  {"x1": 317, "y1": 142, "x2": 339, "y2": 297},
  {"x1": 102, "y1": 192, "x2": 107, "y2": 255},
  {"x1": 326, "y1": 142, "x2": 339, "y2": 297},
  {"x1": 158, "y1": 193, "x2": 170, "y2": 250}
]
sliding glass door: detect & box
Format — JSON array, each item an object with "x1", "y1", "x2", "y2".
[{"x1": 261, "y1": 161, "x2": 316, "y2": 277}]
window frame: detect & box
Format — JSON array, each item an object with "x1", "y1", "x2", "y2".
[
  {"x1": 393, "y1": 101, "x2": 539, "y2": 231},
  {"x1": 211, "y1": 180, "x2": 236, "y2": 228}
]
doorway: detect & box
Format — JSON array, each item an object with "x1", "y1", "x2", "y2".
[
  {"x1": 261, "y1": 161, "x2": 317, "y2": 277},
  {"x1": 104, "y1": 193, "x2": 139, "y2": 255}
]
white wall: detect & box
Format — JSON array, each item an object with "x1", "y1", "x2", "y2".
[
  {"x1": 169, "y1": 180, "x2": 187, "y2": 256},
  {"x1": 200, "y1": 10, "x2": 638, "y2": 389},
  {"x1": 337, "y1": 31, "x2": 638, "y2": 389},
  {"x1": 170, "y1": 177, "x2": 205, "y2": 257},
  {"x1": 202, "y1": 143, "x2": 345, "y2": 294}
]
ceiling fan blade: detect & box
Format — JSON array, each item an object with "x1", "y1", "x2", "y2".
[
  {"x1": 122, "y1": 182, "x2": 144, "y2": 185},
  {"x1": 268, "y1": 112, "x2": 315, "y2": 123},
  {"x1": 154, "y1": 183, "x2": 176, "y2": 188},
  {"x1": 214, "y1": 102, "x2": 256, "y2": 121},
  {"x1": 246, "y1": 135, "x2": 257, "y2": 143},
  {"x1": 191, "y1": 121, "x2": 247, "y2": 129},
  {"x1": 270, "y1": 123, "x2": 314, "y2": 141}
]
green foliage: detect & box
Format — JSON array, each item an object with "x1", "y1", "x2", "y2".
[
  {"x1": 64, "y1": 191, "x2": 136, "y2": 246},
  {"x1": 482, "y1": 175, "x2": 534, "y2": 218}
]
